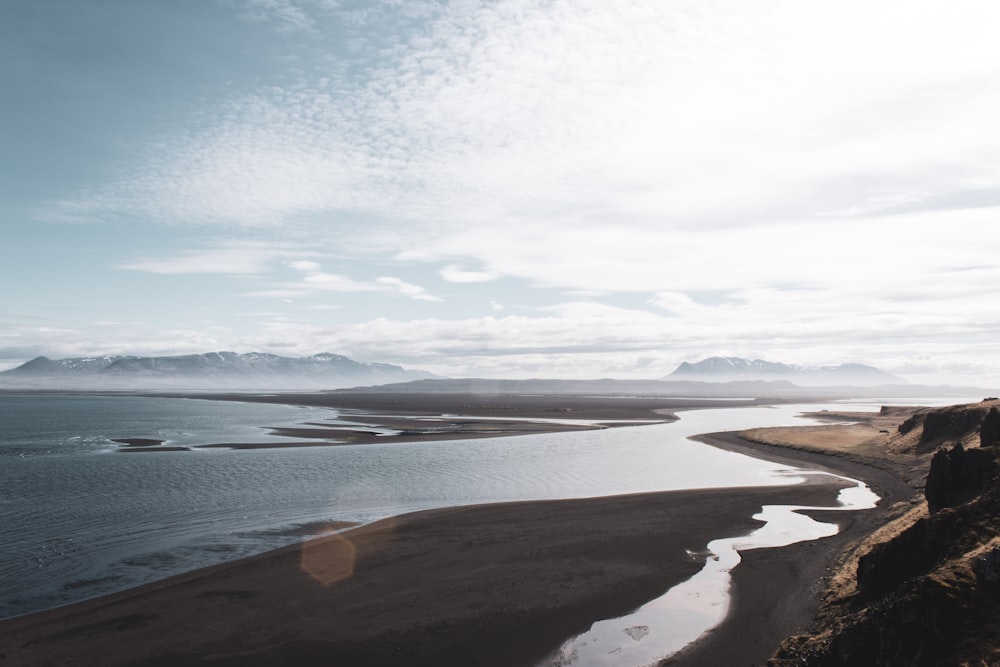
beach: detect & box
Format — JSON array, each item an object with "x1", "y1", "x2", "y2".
[
  {"x1": 1, "y1": 483, "x2": 868, "y2": 667},
  {"x1": 0, "y1": 394, "x2": 919, "y2": 666}
]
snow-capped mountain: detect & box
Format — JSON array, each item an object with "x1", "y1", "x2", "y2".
[
  {"x1": 0, "y1": 352, "x2": 436, "y2": 389},
  {"x1": 666, "y1": 356, "x2": 905, "y2": 386}
]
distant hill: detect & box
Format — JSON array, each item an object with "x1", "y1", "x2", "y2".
[
  {"x1": 336, "y1": 376, "x2": 988, "y2": 401},
  {"x1": 347, "y1": 377, "x2": 806, "y2": 396},
  {"x1": 2, "y1": 353, "x2": 982, "y2": 397},
  {"x1": 0, "y1": 352, "x2": 435, "y2": 390},
  {"x1": 666, "y1": 356, "x2": 905, "y2": 386}
]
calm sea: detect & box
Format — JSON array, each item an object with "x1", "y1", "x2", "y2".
[{"x1": 0, "y1": 394, "x2": 907, "y2": 619}]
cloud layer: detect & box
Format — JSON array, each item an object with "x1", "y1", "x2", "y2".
[{"x1": 9, "y1": 0, "x2": 1000, "y2": 385}]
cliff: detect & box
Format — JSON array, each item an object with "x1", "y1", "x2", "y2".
[
  {"x1": 893, "y1": 403, "x2": 999, "y2": 454},
  {"x1": 770, "y1": 399, "x2": 1000, "y2": 666}
]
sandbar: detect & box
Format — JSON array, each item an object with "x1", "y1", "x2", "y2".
[{"x1": 118, "y1": 392, "x2": 766, "y2": 451}]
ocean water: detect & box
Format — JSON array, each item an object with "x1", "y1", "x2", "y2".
[{"x1": 1, "y1": 394, "x2": 879, "y2": 620}]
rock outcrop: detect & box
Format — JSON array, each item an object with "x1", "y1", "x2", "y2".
[
  {"x1": 981, "y1": 407, "x2": 1000, "y2": 448},
  {"x1": 924, "y1": 443, "x2": 999, "y2": 513},
  {"x1": 770, "y1": 400, "x2": 1000, "y2": 666},
  {"x1": 892, "y1": 400, "x2": 998, "y2": 454}
]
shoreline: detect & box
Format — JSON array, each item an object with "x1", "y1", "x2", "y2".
[
  {"x1": 0, "y1": 484, "x2": 855, "y2": 667},
  {"x1": 663, "y1": 431, "x2": 919, "y2": 666},
  {"x1": 0, "y1": 423, "x2": 910, "y2": 667}
]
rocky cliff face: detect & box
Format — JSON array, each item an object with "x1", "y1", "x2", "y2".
[
  {"x1": 981, "y1": 407, "x2": 1000, "y2": 447},
  {"x1": 895, "y1": 403, "x2": 996, "y2": 453},
  {"x1": 770, "y1": 399, "x2": 1000, "y2": 667},
  {"x1": 924, "y1": 443, "x2": 1000, "y2": 513}
]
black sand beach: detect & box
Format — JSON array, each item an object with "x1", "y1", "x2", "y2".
[{"x1": 0, "y1": 393, "x2": 917, "y2": 666}]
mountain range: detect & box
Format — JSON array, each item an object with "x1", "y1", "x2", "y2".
[
  {"x1": 0, "y1": 352, "x2": 918, "y2": 392},
  {"x1": 0, "y1": 352, "x2": 435, "y2": 390},
  {"x1": 666, "y1": 356, "x2": 906, "y2": 386}
]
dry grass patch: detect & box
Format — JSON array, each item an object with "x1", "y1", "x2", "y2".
[
  {"x1": 741, "y1": 406, "x2": 924, "y2": 458},
  {"x1": 740, "y1": 424, "x2": 887, "y2": 456},
  {"x1": 823, "y1": 502, "x2": 928, "y2": 603}
]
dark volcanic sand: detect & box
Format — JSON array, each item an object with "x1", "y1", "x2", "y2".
[
  {"x1": 0, "y1": 394, "x2": 911, "y2": 667},
  {"x1": 0, "y1": 483, "x2": 854, "y2": 667}
]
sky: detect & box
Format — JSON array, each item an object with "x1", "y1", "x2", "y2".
[{"x1": 2, "y1": 0, "x2": 1000, "y2": 386}]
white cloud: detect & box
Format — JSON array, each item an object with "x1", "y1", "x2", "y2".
[
  {"x1": 231, "y1": 0, "x2": 315, "y2": 32},
  {"x1": 20, "y1": 1, "x2": 1000, "y2": 384},
  {"x1": 649, "y1": 292, "x2": 704, "y2": 318},
  {"x1": 118, "y1": 247, "x2": 274, "y2": 275},
  {"x1": 399, "y1": 207, "x2": 1000, "y2": 300},
  {"x1": 117, "y1": 241, "x2": 317, "y2": 275},
  {"x1": 46, "y1": 0, "x2": 1000, "y2": 237},
  {"x1": 233, "y1": 300, "x2": 1000, "y2": 384},
  {"x1": 302, "y1": 272, "x2": 382, "y2": 292},
  {"x1": 244, "y1": 262, "x2": 443, "y2": 301},
  {"x1": 4, "y1": 290, "x2": 999, "y2": 385},
  {"x1": 290, "y1": 260, "x2": 322, "y2": 272},
  {"x1": 439, "y1": 264, "x2": 498, "y2": 283},
  {"x1": 375, "y1": 276, "x2": 442, "y2": 302}
]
